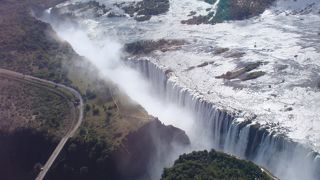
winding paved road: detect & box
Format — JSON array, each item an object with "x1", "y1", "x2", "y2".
[{"x1": 0, "y1": 68, "x2": 84, "y2": 180}]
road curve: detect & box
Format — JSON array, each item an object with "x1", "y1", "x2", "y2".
[{"x1": 0, "y1": 68, "x2": 84, "y2": 180}]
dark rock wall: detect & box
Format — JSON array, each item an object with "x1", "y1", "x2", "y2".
[
  {"x1": 0, "y1": 128, "x2": 58, "y2": 180},
  {"x1": 115, "y1": 118, "x2": 190, "y2": 179},
  {"x1": 129, "y1": 58, "x2": 320, "y2": 180},
  {"x1": 46, "y1": 119, "x2": 189, "y2": 180}
]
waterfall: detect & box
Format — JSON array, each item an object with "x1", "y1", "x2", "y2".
[
  {"x1": 128, "y1": 58, "x2": 320, "y2": 180},
  {"x1": 43, "y1": 4, "x2": 320, "y2": 178}
]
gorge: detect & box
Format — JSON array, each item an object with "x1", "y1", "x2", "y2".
[{"x1": 41, "y1": 0, "x2": 320, "y2": 179}]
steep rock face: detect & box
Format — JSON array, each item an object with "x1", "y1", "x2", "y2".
[
  {"x1": 0, "y1": 1, "x2": 189, "y2": 180},
  {"x1": 114, "y1": 118, "x2": 190, "y2": 179},
  {"x1": 0, "y1": 128, "x2": 58, "y2": 180},
  {"x1": 47, "y1": 118, "x2": 190, "y2": 180},
  {"x1": 128, "y1": 58, "x2": 320, "y2": 180},
  {"x1": 46, "y1": 135, "x2": 117, "y2": 180}
]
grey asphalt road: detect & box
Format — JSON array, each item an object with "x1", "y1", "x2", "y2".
[{"x1": 0, "y1": 68, "x2": 84, "y2": 180}]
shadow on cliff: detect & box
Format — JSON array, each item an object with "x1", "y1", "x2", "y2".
[
  {"x1": 0, "y1": 128, "x2": 58, "y2": 180},
  {"x1": 46, "y1": 119, "x2": 190, "y2": 180}
]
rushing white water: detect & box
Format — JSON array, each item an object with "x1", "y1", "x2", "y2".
[
  {"x1": 43, "y1": 0, "x2": 320, "y2": 179},
  {"x1": 43, "y1": 16, "x2": 210, "y2": 180},
  {"x1": 129, "y1": 58, "x2": 320, "y2": 180}
]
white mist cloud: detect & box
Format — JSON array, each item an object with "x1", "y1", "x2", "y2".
[
  {"x1": 41, "y1": 6, "x2": 320, "y2": 180},
  {"x1": 48, "y1": 20, "x2": 203, "y2": 140},
  {"x1": 44, "y1": 16, "x2": 212, "y2": 179}
]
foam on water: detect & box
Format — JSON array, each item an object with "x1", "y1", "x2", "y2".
[{"x1": 44, "y1": 0, "x2": 320, "y2": 179}]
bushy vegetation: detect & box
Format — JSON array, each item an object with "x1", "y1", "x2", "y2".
[
  {"x1": 46, "y1": 129, "x2": 117, "y2": 180},
  {"x1": 0, "y1": 128, "x2": 58, "y2": 180},
  {"x1": 29, "y1": 85, "x2": 71, "y2": 131},
  {"x1": 0, "y1": 76, "x2": 72, "y2": 137},
  {"x1": 0, "y1": 1, "x2": 164, "y2": 179},
  {"x1": 0, "y1": 0, "x2": 75, "y2": 84},
  {"x1": 0, "y1": 1, "x2": 78, "y2": 179},
  {"x1": 161, "y1": 150, "x2": 273, "y2": 180},
  {"x1": 85, "y1": 90, "x2": 97, "y2": 100}
]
